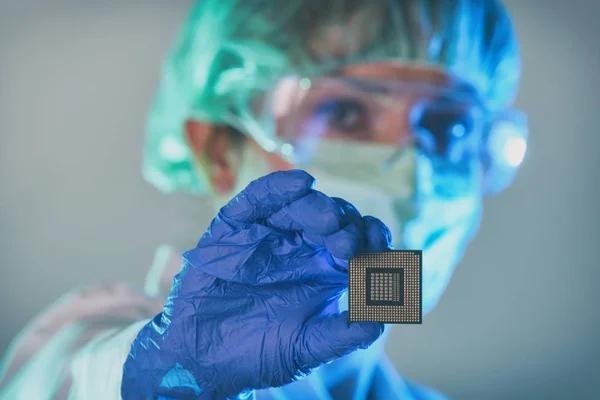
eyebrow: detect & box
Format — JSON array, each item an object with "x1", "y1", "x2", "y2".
[
  {"x1": 341, "y1": 75, "x2": 484, "y2": 105},
  {"x1": 336, "y1": 76, "x2": 393, "y2": 94}
]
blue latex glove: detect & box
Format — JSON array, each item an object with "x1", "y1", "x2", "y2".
[{"x1": 122, "y1": 170, "x2": 392, "y2": 400}]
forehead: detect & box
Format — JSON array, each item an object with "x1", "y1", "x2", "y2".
[
  {"x1": 268, "y1": 63, "x2": 475, "y2": 111},
  {"x1": 341, "y1": 63, "x2": 448, "y2": 82},
  {"x1": 337, "y1": 63, "x2": 474, "y2": 93}
]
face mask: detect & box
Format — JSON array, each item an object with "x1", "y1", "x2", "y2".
[
  {"x1": 215, "y1": 139, "x2": 483, "y2": 315},
  {"x1": 305, "y1": 140, "x2": 484, "y2": 315},
  {"x1": 304, "y1": 140, "x2": 417, "y2": 248}
]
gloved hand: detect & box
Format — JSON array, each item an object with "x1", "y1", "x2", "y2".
[{"x1": 121, "y1": 170, "x2": 393, "y2": 400}]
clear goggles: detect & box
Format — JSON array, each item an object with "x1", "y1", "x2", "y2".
[{"x1": 227, "y1": 76, "x2": 528, "y2": 171}]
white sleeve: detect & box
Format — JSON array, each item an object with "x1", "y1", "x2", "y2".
[
  {"x1": 0, "y1": 283, "x2": 164, "y2": 400},
  {"x1": 0, "y1": 246, "x2": 182, "y2": 400},
  {"x1": 67, "y1": 320, "x2": 151, "y2": 400},
  {"x1": 0, "y1": 322, "x2": 87, "y2": 400}
]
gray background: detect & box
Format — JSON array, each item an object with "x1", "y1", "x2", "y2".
[{"x1": 1, "y1": 1, "x2": 598, "y2": 399}]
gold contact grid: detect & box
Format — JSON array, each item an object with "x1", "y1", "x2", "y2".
[
  {"x1": 370, "y1": 272, "x2": 401, "y2": 302},
  {"x1": 348, "y1": 250, "x2": 422, "y2": 324}
]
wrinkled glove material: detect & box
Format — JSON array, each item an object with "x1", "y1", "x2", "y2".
[{"x1": 122, "y1": 170, "x2": 389, "y2": 399}]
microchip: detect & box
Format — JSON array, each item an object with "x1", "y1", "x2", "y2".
[{"x1": 348, "y1": 250, "x2": 422, "y2": 324}]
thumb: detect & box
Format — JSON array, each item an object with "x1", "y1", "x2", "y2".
[{"x1": 294, "y1": 312, "x2": 384, "y2": 371}]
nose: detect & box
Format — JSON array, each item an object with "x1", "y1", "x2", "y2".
[{"x1": 372, "y1": 97, "x2": 415, "y2": 145}]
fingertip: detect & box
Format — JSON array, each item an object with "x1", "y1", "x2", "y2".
[
  {"x1": 331, "y1": 197, "x2": 362, "y2": 226},
  {"x1": 222, "y1": 170, "x2": 315, "y2": 222},
  {"x1": 255, "y1": 170, "x2": 315, "y2": 198},
  {"x1": 351, "y1": 320, "x2": 385, "y2": 348},
  {"x1": 331, "y1": 312, "x2": 384, "y2": 348},
  {"x1": 267, "y1": 191, "x2": 345, "y2": 234},
  {"x1": 298, "y1": 313, "x2": 385, "y2": 368},
  {"x1": 297, "y1": 191, "x2": 346, "y2": 234},
  {"x1": 362, "y1": 216, "x2": 393, "y2": 252},
  {"x1": 331, "y1": 197, "x2": 361, "y2": 215},
  {"x1": 264, "y1": 170, "x2": 315, "y2": 205},
  {"x1": 276, "y1": 169, "x2": 316, "y2": 191},
  {"x1": 325, "y1": 224, "x2": 362, "y2": 260}
]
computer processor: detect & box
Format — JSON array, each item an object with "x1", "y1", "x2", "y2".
[{"x1": 348, "y1": 250, "x2": 422, "y2": 324}]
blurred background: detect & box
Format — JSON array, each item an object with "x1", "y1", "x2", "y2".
[{"x1": 0, "y1": 1, "x2": 599, "y2": 399}]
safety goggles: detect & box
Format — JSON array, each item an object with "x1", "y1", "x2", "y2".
[{"x1": 227, "y1": 75, "x2": 528, "y2": 172}]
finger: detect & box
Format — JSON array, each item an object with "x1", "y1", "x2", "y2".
[
  {"x1": 324, "y1": 223, "x2": 363, "y2": 261},
  {"x1": 184, "y1": 228, "x2": 348, "y2": 285},
  {"x1": 295, "y1": 312, "x2": 384, "y2": 371},
  {"x1": 302, "y1": 197, "x2": 364, "y2": 252},
  {"x1": 362, "y1": 216, "x2": 393, "y2": 252},
  {"x1": 220, "y1": 170, "x2": 315, "y2": 223},
  {"x1": 329, "y1": 197, "x2": 365, "y2": 263},
  {"x1": 331, "y1": 197, "x2": 363, "y2": 228},
  {"x1": 265, "y1": 191, "x2": 345, "y2": 235}
]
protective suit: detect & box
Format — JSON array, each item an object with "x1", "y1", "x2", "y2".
[
  {"x1": 0, "y1": 222, "x2": 445, "y2": 399},
  {"x1": 0, "y1": 0, "x2": 525, "y2": 399}
]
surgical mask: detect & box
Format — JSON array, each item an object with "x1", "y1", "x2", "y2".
[
  {"x1": 304, "y1": 140, "x2": 418, "y2": 249},
  {"x1": 305, "y1": 139, "x2": 483, "y2": 314},
  {"x1": 215, "y1": 139, "x2": 483, "y2": 315}
]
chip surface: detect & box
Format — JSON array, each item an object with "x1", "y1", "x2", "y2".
[{"x1": 348, "y1": 250, "x2": 422, "y2": 324}]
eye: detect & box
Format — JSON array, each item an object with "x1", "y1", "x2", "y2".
[
  {"x1": 412, "y1": 100, "x2": 478, "y2": 158},
  {"x1": 314, "y1": 98, "x2": 371, "y2": 137}
]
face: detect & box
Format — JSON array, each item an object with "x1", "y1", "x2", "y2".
[{"x1": 188, "y1": 63, "x2": 486, "y2": 316}]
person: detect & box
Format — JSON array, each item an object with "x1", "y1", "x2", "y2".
[{"x1": 0, "y1": 0, "x2": 529, "y2": 399}]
